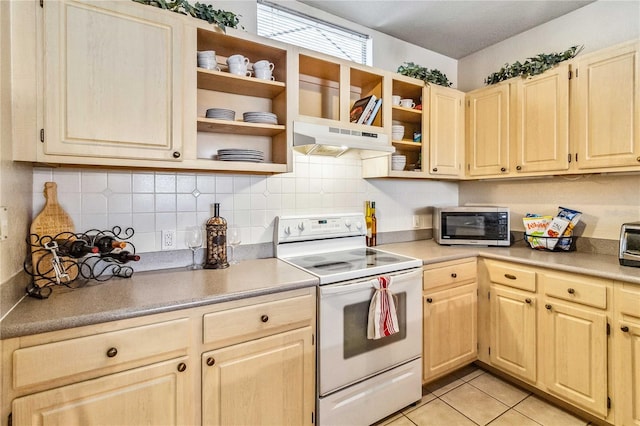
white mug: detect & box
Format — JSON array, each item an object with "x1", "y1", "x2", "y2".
[
  {"x1": 253, "y1": 60, "x2": 275, "y2": 71},
  {"x1": 255, "y1": 68, "x2": 275, "y2": 81},
  {"x1": 400, "y1": 98, "x2": 416, "y2": 108},
  {"x1": 229, "y1": 63, "x2": 252, "y2": 77},
  {"x1": 391, "y1": 95, "x2": 402, "y2": 106},
  {"x1": 227, "y1": 54, "x2": 250, "y2": 66},
  {"x1": 197, "y1": 51, "x2": 219, "y2": 70}
]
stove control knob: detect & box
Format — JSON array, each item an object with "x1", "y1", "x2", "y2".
[
  {"x1": 297, "y1": 222, "x2": 305, "y2": 232},
  {"x1": 355, "y1": 222, "x2": 363, "y2": 230},
  {"x1": 284, "y1": 226, "x2": 291, "y2": 235},
  {"x1": 345, "y1": 219, "x2": 352, "y2": 228}
]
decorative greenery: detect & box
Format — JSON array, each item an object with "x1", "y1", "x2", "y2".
[
  {"x1": 396, "y1": 62, "x2": 453, "y2": 87},
  {"x1": 133, "y1": 0, "x2": 242, "y2": 32},
  {"x1": 484, "y1": 45, "x2": 583, "y2": 85}
]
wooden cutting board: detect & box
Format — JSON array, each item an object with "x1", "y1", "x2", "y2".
[{"x1": 30, "y1": 182, "x2": 77, "y2": 287}]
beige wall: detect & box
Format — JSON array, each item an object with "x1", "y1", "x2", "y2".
[
  {"x1": 459, "y1": 174, "x2": 640, "y2": 240},
  {"x1": 456, "y1": 0, "x2": 640, "y2": 241},
  {"x1": 457, "y1": 1, "x2": 640, "y2": 91},
  {"x1": 0, "y1": 1, "x2": 34, "y2": 316}
]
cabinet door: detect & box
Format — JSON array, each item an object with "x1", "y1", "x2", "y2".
[
  {"x1": 43, "y1": 0, "x2": 184, "y2": 161},
  {"x1": 541, "y1": 300, "x2": 608, "y2": 418},
  {"x1": 615, "y1": 320, "x2": 640, "y2": 425},
  {"x1": 202, "y1": 327, "x2": 314, "y2": 426},
  {"x1": 466, "y1": 83, "x2": 510, "y2": 177},
  {"x1": 423, "y1": 283, "x2": 477, "y2": 383},
  {"x1": 514, "y1": 64, "x2": 569, "y2": 173},
  {"x1": 490, "y1": 285, "x2": 537, "y2": 383},
  {"x1": 572, "y1": 41, "x2": 640, "y2": 170},
  {"x1": 429, "y1": 85, "x2": 465, "y2": 176},
  {"x1": 12, "y1": 357, "x2": 191, "y2": 426}
]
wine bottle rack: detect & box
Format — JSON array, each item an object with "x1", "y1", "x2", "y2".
[{"x1": 24, "y1": 226, "x2": 138, "y2": 299}]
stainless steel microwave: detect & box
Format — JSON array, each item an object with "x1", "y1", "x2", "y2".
[
  {"x1": 619, "y1": 221, "x2": 640, "y2": 267},
  {"x1": 433, "y1": 206, "x2": 511, "y2": 246}
]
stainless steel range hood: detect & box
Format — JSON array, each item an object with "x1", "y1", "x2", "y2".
[{"x1": 293, "y1": 122, "x2": 394, "y2": 159}]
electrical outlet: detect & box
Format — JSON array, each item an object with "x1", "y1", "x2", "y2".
[
  {"x1": 413, "y1": 215, "x2": 420, "y2": 228},
  {"x1": 161, "y1": 230, "x2": 177, "y2": 250}
]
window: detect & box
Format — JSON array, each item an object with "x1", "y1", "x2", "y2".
[{"x1": 257, "y1": 0, "x2": 371, "y2": 65}]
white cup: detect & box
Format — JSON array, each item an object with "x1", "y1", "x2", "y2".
[
  {"x1": 197, "y1": 51, "x2": 220, "y2": 70},
  {"x1": 229, "y1": 62, "x2": 252, "y2": 77},
  {"x1": 255, "y1": 68, "x2": 275, "y2": 81},
  {"x1": 253, "y1": 60, "x2": 275, "y2": 71},
  {"x1": 227, "y1": 54, "x2": 250, "y2": 66},
  {"x1": 400, "y1": 98, "x2": 416, "y2": 108},
  {"x1": 391, "y1": 95, "x2": 401, "y2": 106}
]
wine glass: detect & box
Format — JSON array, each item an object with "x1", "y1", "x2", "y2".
[
  {"x1": 228, "y1": 227, "x2": 241, "y2": 265},
  {"x1": 185, "y1": 226, "x2": 203, "y2": 270}
]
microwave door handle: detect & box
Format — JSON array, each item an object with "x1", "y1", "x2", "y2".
[{"x1": 320, "y1": 269, "x2": 421, "y2": 296}]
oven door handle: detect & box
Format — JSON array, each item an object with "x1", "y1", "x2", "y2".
[{"x1": 319, "y1": 268, "x2": 422, "y2": 296}]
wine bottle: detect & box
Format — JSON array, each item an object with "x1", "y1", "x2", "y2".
[
  {"x1": 53, "y1": 239, "x2": 99, "y2": 258},
  {"x1": 370, "y1": 201, "x2": 377, "y2": 246},
  {"x1": 101, "y1": 250, "x2": 140, "y2": 263},
  {"x1": 204, "y1": 203, "x2": 229, "y2": 269},
  {"x1": 365, "y1": 201, "x2": 373, "y2": 247},
  {"x1": 92, "y1": 235, "x2": 127, "y2": 253}
]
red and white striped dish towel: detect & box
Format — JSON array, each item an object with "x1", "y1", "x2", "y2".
[{"x1": 367, "y1": 275, "x2": 399, "y2": 340}]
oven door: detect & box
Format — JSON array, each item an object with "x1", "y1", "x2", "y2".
[{"x1": 318, "y1": 268, "x2": 422, "y2": 396}]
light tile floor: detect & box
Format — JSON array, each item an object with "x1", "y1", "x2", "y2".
[{"x1": 374, "y1": 365, "x2": 590, "y2": 426}]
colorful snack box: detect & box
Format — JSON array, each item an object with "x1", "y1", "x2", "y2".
[
  {"x1": 544, "y1": 216, "x2": 571, "y2": 250},
  {"x1": 523, "y1": 215, "x2": 553, "y2": 249},
  {"x1": 556, "y1": 207, "x2": 582, "y2": 250}
]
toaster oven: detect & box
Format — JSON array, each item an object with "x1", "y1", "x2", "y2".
[{"x1": 619, "y1": 222, "x2": 640, "y2": 267}]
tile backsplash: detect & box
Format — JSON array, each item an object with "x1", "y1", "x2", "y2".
[{"x1": 33, "y1": 154, "x2": 458, "y2": 253}]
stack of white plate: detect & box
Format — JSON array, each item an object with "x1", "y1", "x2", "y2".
[
  {"x1": 243, "y1": 111, "x2": 278, "y2": 124},
  {"x1": 217, "y1": 149, "x2": 265, "y2": 163},
  {"x1": 392, "y1": 125, "x2": 405, "y2": 140},
  {"x1": 206, "y1": 108, "x2": 235, "y2": 120}
]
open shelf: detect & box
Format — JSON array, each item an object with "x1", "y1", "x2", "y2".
[
  {"x1": 197, "y1": 69, "x2": 286, "y2": 98},
  {"x1": 393, "y1": 140, "x2": 422, "y2": 151},
  {"x1": 197, "y1": 118, "x2": 285, "y2": 136},
  {"x1": 392, "y1": 105, "x2": 422, "y2": 123}
]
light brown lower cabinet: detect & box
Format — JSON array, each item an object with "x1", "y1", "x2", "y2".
[
  {"x1": 614, "y1": 281, "x2": 640, "y2": 426},
  {"x1": 422, "y1": 258, "x2": 477, "y2": 383},
  {"x1": 12, "y1": 357, "x2": 192, "y2": 426},
  {"x1": 202, "y1": 327, "x2": 314, "y2": 426},
  {"x1": 1, "y1": 288, "x2": 316, "y2": 426}
]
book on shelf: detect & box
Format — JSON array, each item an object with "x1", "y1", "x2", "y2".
[
  {"x1": 349, "y1": 95, "x2": 377, "y2": 124},
  {"x1": 364, "y1": 98, "x2": 383, "y2": 125}
]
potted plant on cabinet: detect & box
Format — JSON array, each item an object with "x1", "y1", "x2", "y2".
[{"x1": 133, "y1": 0, "x2": 242, "y2": 32}]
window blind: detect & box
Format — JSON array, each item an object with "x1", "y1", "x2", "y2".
[{"x1": 257, "y1": 1, "x2": 370, "y2": 65}]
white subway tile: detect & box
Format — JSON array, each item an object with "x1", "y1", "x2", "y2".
[
  {"x1": 81, "y1": 171, "x2": 108, "y2": 193},
  {"x1": 177, "y1": 211, "x2": 198, "y2": 230},
  {"x1": 155, "y1": 212, "x2": 177, "y2": 230},
  {"x1": 233, "y1": 176, "x2": 252, "y2": 194},
  {"x1": 132, "y1": 213, "x2": 156, "y2": 233},
  {"x1": 155, "y1": 194, "x2": 176, "y2": 212},
  {"x1": 196, "y1": 174, "x2": 216, "y2": 193},
  {"x1": 177, "y1": 174, "x2": 196, "y2": 193},
  {"x1": 107, "y1": 213, "x2": 133, "y2": 229},
  {"x1": 177, "y1": 194, "x2": 197, "y2": 212},
  {"x1": 81, "y1": 214, "x2": 108, "y2": 231},
  {"x1": 196, "y1": 193, "x2": 216, "y2": 212},
  {"x1": 108, "y1": 194, "x2": 132, "y2": 214},
  {"x1": 33, "y1": 168, "x2": 54, "y2": 192},
  {"x1": 266, "y1": 193, "x2": 282, "y2": 210},
  {"x1": 250, "y1": 209, "x2": 267, "y2": 227},
  {"x1": 132, "y1": 194, "x2": 154, "y2": 213},
  {"x1": 295, "y1": 177, "x2": 309, "y2": 193},
  {"x1": 233, "y1": 210, "x2": 251, "y2": 227},
  {"x1": 266, "y1": 176, "x2": 282, "y2": 194},
  {"x1": 53, "y1": 169, "x2": 81, "y2": 192},
  {"x1": 155, "y1": 173, "x2": 176, "y2": 193},
  {"x1": 233, "y1": 193, "x2": 251, "y2": 210},
  {"x1": 250, "y1": 176, "x2": 267, "y2": 193},
  {"x1": 107, "y1": 172, "x2": 132, "y2": 193},
  {"x1": 132, "y1": 173, "x2": 155, "y2": 193},
  {"x1": 281, "y1": 177, "x2": 296, "y2": 193},
  {"x1": 131, "y1": 231, "x2": 157, "y2": 253},
  {"x1": 82, "y1": 193, "x2": 107, "y2": 214},
  {"x1": 216, "y1": 176, "x2": 233, "y2": 193},
  {"x1": 251, "y1": 193, "x2": 267, "y2": 210}
]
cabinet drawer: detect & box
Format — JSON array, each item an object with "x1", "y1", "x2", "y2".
[
  {"x1": 540, "y1": 272, "x2": 609, "y2": 309},
  {"x1": 423, "y1": 258, "x2": 477, "y2": 290},
  {"x1": 203, "y1": 294, "x2": 313, "y2": 347},
  {"x1": 486, "y1": 260, "x2": 536, "y2": 291},
  {"x1": 13, "y1": 318, "x2": 190, "y2": 390}
]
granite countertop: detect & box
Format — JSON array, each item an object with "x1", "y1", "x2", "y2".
[
  {"x1": 0, "y1": 258, "x2": 319, "y2": 339},
  {"x1": 4, "y1": 240, "x2": 640, "y2": 340},
  {"x1": 379, "y1": 240, "x2": 640, "y2": 284}
]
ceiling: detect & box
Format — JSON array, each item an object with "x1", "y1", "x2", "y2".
[{"x1": 298, "y1": 1, "x2": 595, "y2": 59}]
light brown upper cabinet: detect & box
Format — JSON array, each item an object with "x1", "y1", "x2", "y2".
[
  {"x1": 571, "y1": 40, "x2": 640, "y2": 170},
  {"x1": 429, "y1": 85, "x2": 466, "y2": 178},
  {"x1": 466, "y1": 82, "x2": 511, "y2": 177},
  {"x1": 41, "y1": 0, "x2": 186, "y2": 162},
  {"x1": 464, "y1": 40, "x2": 639, "y2": 179}
]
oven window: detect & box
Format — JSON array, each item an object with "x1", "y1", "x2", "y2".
[{"x1": 343, "y1": 292, "x2": 407, "y2": 359}]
